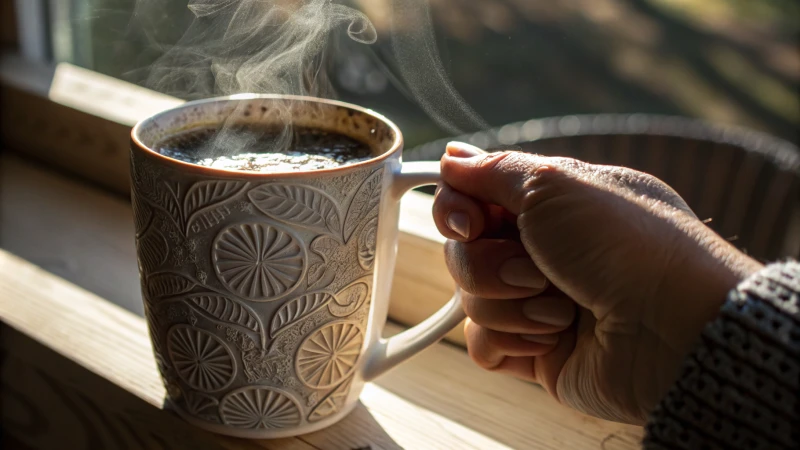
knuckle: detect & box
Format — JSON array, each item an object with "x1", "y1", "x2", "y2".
[
  {"x1": 483, "y1": 151, "x2": 531, "y2": 175},
  {"x1": 519, "y1": 158, "x2": 592, "y2": 213},
  {"x1": 464, "y1": 322, "x2": 503, "y2": 371},
  {"x1": 475, "y1": 151, "x2": 514, "y2": 171},
  {"x1": 484, "y1": 329, "x2": 506, "y2": 349},
  {"x1": 460, "y1": 294, "x2": 491, "y2": 325},
  {"x1": 460, "y1": 292, "x2": 479, "y2": 317},
  {"x1": 444, "y1": 240, "x2": 479, "y2": 294}
]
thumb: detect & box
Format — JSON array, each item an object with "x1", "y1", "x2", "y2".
[{"x1": 442, "y1": 142, "x2": 544, "y2": 215}]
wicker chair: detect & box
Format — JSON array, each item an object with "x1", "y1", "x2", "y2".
[{"x1": 407, "y1": 115, "x2": 800, "y2": 261}]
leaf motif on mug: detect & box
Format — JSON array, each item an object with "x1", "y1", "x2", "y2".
[
  {"x1": 248, "y1": 184, "x2": 342, "y2": 236},
  {"x1": 138, "y1": 227, "x2": 169, "y2": 273},
  {"x1": 328, "y1": 282, "x2": 369, "y2": 318},
  {"x1": 184, "y1": 180, "x2": 247, "y2": 232},
  {"x1": 147, "y1": 272, "x2": 195, "y2": 300},
  {"x1": 311, "y1": 235, "x2": 338, "y2": 256},
  {"x1": 343, "y1": 169, "x2": 382, "y2": 243},
  {"x1": 184, "y1": 294, "x2": 262, "y2": 334},
  {"x1": 307, "y1": 262, "x2": 326, "y2": 285},
  {"x1": 357, "y1": 216, "x2": 379, "y2": 271},
  {"x1": 150, "y1": 182, "x2": 183, "y2": 230},
  {"x1": 270, "y1": 292, "x2": 334, "y2": 338},
  {"x1": 132, "y1": 193, "x2": 154, "y2": 237}
]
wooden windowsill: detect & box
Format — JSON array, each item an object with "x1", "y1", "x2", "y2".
[
  {"x1": 0, "y1": 53, "x2": 646, "y2": 448},
  {"x1": 0, "y1": 152, "x2": 645, "y2": 449},
  {"x1": 0, "y1": 246, "x2": 644, "y2": 449}
]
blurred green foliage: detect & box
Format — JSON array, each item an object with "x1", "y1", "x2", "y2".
[{"x1": 58, "y1": 0, "x2": 799, "y2": 147}]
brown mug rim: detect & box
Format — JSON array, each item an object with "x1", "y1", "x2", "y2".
[{"x1": 130, "y1": 94, "x2": 404, "y2": 179}]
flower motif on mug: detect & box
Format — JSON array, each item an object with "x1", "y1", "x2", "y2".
[
  {"x1": 213, "y1": 223, "x2": 306, "y2": 301},
  {"x1": 296, "y1": 321, "x2": 363, "y2": 389},
  {"x1": 167, "y1": 325, "x2": 236, "y2": 393},
  {"x1": 219, "y1": 386, "x2": 301, "y2": 430}
]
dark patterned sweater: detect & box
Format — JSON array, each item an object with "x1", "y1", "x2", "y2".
[{"x1": 644, "y1": 261, "x2": 799, "y2": 449}]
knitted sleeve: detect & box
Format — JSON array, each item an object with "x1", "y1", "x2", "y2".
[{"x1": 643, "y1": 261, "x2": 799, "y2": 450}]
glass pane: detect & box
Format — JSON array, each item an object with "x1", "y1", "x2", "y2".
[{"x1": 50, "y1": 0, "x2": 799, "y2": 147}]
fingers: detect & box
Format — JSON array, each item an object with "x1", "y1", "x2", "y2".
[
  {"x1": 433, "y1": 182, "x2": 486, "y2": 241},
  {"x1": 461, "y1": 292, "x2": 575, "y2": 334},
  {"x1": 463, "y1": 313, "x2": 579, "y2": 393},
  {"x1": 445, "y1": 238, "x2": 547, "y2": 298},
  {"x1": 489, "y1": 356, "x2": 537, "y2": 383},
  {"x1": 442, "y1": 142, "x2": 547, "y2": 215},
  {"x1": 464, "y1": 319, "x2": 558, "y2": 371},
  {"x1": 531, "y1": 324, "x2": 578, "y2": 399}
]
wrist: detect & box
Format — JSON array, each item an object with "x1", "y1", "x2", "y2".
[{"x1": 651, "y1": 229, "x2": 763, "y2": 357}]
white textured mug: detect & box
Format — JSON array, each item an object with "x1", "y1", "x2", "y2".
[{"x1": 130, "y1": 94, "x2": 465, "y2": 438}]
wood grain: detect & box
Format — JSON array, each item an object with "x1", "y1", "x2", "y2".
[
  {"x1": 0, "y1": 249, "x2": 642, "y2": 449},
  {"x1": 0, "y1": 56, "x2": 181, "y2": 195}
]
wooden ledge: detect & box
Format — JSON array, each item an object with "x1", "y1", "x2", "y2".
[
  {"x1": 0, "y1": 146, "x2": 643, "y2": 449},
  {"x1": 0, "y1": 249, "x2": 643, "y2": 449},
  {"x1": 0, "y1": 57, "x2": 644, "y2": 448}
]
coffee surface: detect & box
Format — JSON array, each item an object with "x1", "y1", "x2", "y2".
[{"x1": 155, "y1": 126, "x2": 373, "y2": 172}]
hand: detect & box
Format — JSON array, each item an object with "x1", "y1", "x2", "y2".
[{"x1": 434, "y1": 142, "x2": 763, "y2": 424}]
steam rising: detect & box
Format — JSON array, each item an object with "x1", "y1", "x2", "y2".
[
  {"x1": 390, "y1": 0, "x2": 488, "y2": 134},
  {"x1": 140, "y1": 0, "x2": 375, "y2": 99},
  {"x1": 133, "y1": 0, "x2": 486, "y2": 158}
]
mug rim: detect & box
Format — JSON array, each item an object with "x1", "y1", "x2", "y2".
[{"x1": 130, "y1": 94, "x2": 404, "y2": 179}]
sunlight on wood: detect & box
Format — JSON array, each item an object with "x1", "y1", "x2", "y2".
[
  {"x1": 0, "y1": 246, "x2": 642, "y2": 448},
  {"x1": 361, "y1": 384, "x2": 514, "y2": 450},
  {"x1": 48, "y1": 62, "x2": 182, "y2": 126}
]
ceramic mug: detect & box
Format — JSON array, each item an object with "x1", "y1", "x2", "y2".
[{"x1": 129, "y1": 94, "x2": 465, "y2": 438}]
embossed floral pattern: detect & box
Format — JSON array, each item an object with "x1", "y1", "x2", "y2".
[
  {"x1": 184, "y1": 391, "x2": 219, "y2": 416},
  {"x1": 357, "y1": 216, "x2": 378, "y2": 270},
  {"x1": 219, "y1": 387, "x2": 301, "y2": 430},
  {"x1": 248, "y1": 184, "x2": 342, "y2": 237},
  {"x1": 329, "y1": 281, "x2": 369, "y2": 318},
  {"x1": 343, "y1": 170, "x2": 382, "y2": 242},
  {"x1": 183, "y1": 294, "x2": 262, "y2": 335},
  {"x1": 132, "y1": 148, "x2": 386, "y2": 432},
  {"x1": 296, "y1": 322, "x2": 363, "y2": 389},
  {"x1": 308, "y1": 376, "x2": 353, "y2": 422},
  {"x1": 138, "y1": 227, "x2": 169, "y2": 272},
  {"x1": 167, "y1": 325, "x2": 236, "y2": 392},
  {"x1": 213, "y1": 223, "x2": 305, "y2": 301},
  {"x1": 271, "y1": 292, "x2": 334, "y2": 338}
]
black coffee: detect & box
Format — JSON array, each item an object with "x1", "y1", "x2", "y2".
[{"x1": 155, "y1": 125, "x2": 373, "y2": 172}]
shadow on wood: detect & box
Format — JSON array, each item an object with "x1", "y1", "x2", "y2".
[{"x1": 1, "y1": 326, "x2": 404, "y2": 450}]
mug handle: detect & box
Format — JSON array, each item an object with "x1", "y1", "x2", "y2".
[{"x1": 362, "y1": 161, "x2": 466, "y2": 381}]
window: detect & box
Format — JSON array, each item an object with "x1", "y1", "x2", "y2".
[{"x1": 34, "y1": 0, "x2": 800, "y2": 148}]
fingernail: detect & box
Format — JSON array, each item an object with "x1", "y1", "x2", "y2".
[
  {"x1": 446, "y1": 211, "x2": 470, "y2": 238},
  {"x1": 446, "y1": 141, "x2": 483, "y2": 157},
  {"x1": 520, "y1": 334, "x2": 559, "y2": 345},
  {"x1": 522, "y1": 299, "x2": 573, "y2": 327},
  {"x1": 497, "y1": 257, "x2": 547, "y2": 289}
]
